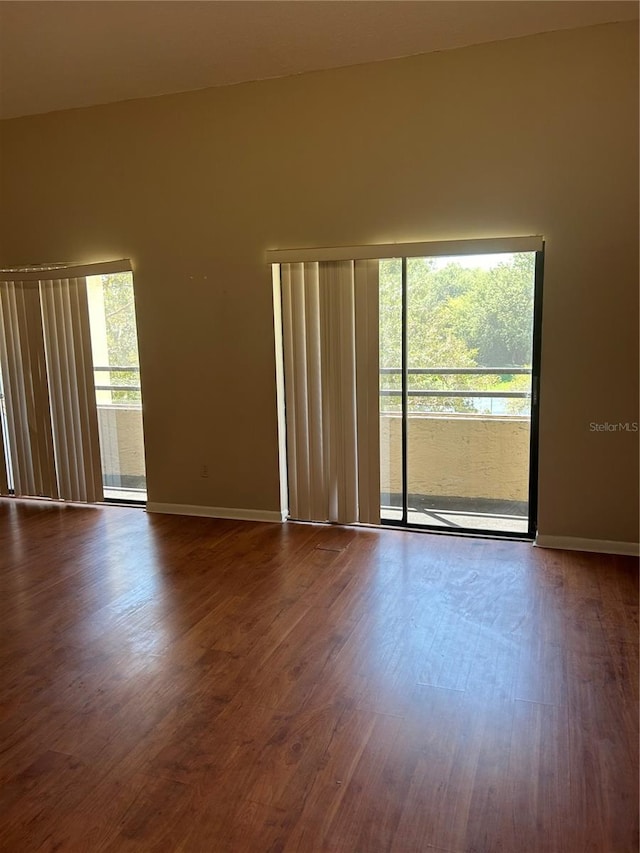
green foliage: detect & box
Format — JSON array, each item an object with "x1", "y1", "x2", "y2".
[
  {"x1": 101, "y1": 273, "x2": 141, "y2": 404},
  {"x1": 445, "y1": 253, "x2": 535, "y2": 367},
  {"x1": 379, "y1": 253, "x2": 535, "y2": 414}
]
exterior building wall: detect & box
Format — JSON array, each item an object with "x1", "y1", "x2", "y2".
[
  {"x1": 97, "y1": 406, "x2": 146, "y2": 484},
  {"x1": 380, "y1": 414, "x2": 530, "y2": 501}
]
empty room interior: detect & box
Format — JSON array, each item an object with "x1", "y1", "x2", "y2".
[{"x1": 0, "y1": 1, "x2": 638, "y2": 851}]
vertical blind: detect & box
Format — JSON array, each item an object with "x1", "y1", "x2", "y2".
[
  {"x1": 40, "y1": 278, "x2": 103, "y2": 502},
  {"x1": 0, "y1": 428, "x2": 6, "y2": 495},
  {"x1": 0, "y1": 279, "x2": 58, "y2": 497},
  {"x1": 0, "y1": 269, "x2": 106, "y2": 502},
  {"x1": 279, "y1": 259, "x2": 380, "y2": 525}
]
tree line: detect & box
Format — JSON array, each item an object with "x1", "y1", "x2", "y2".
[{"x1": 379, "y1": 253, "x2": 535, "y2": 414}]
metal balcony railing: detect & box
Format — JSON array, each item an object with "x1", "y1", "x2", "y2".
[
  {"x1": 379, "y1": 367, "x2": 532, "y2": 416},
  {"x1": 379, "y1": 367, "x2": 531, "y2": 399},
  {"x1": 93, "y1": 366, "x2": 141, "y2": 394}
]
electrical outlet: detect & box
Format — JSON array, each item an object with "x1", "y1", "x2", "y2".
[{"x1": 201, "y1": 464, "x2": 209, "y2": 478}]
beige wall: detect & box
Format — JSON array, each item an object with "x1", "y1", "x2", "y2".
[
  {"x1": 381, "y1": 415, "x2": 531, "y2": 502},
  {"x1": 0, "y1": 22, "x2": 638, "y2": 542},
  {"x1": 97, "y1": 406, "x2": 146, "y2": 483}
]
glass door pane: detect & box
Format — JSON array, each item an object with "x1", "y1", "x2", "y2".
[
  {"x1": 86, "y1": 272, "x2": 147, "y2": 502},
  {"x1": 405, "y1": 252, "x2": 535, "y2": 534},
  {"x1": 379, "y1": 258, "x2": 403, "y2": 522}
]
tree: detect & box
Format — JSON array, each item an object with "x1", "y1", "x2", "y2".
[
  {"x1": 379, "y1": 253, "x2": 535, "y2": 414},
  {"x1": 445, "y1": 253, "x2": 535, "y2": 367},
  {"x1": 380, "y1": 258, "x2": 492, "y2": 413},
  {"x1": 101, "y1": 272, "x2": 141, "y2": 403}
]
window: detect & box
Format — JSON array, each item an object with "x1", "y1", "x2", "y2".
[
  {"x1": 86, "y1": 271, "x2": 146, "y2": 501},
  {"x1": 0, "y1": 260, "x2": 146, "y2": 504},
  {"x1": 269, "y1": 236, "x2": 543, "y2": 539}
]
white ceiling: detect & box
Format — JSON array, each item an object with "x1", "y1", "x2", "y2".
[{"x1": 0, "y1": 1, "x2": 637, "y2": 120}]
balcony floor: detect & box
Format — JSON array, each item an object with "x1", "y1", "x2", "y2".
[
  {"x1": 382, "y1": 494, "x2": 530, "y2": 535},
  {"x1": 104, "y1": 486, "x2": 147, "y2": 503}
]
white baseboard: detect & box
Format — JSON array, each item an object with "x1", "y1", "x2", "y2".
[
  {"x1": 535, "y1": 535, "x2": 639, "y2": 557},
  {"x1": 146, "y1": 502, "x2": 286, "y2": 523}
]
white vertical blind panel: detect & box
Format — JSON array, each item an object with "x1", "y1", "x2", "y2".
[
  {"x1": 280, "y1": 264, "x2": 295, "y2": 515},
  {"x1": 355, "y1": 259, "x2": 381, "y2": 525},
  {"x1": 40, "y1": 277, "x2": 103, "y2": 503},
  {"x1": 42, "y1": 278, "x2": 74, "y2": 498},
  {"x1": 0, "y1": 281, "x2": 57, "y2": 497},
  {"x1": 318, "y1": 264, "x2": 334, "y2": 521},
  {"x1": 290, "y1": 263, "x2": 310, "y2": 518},
  {"x1": 280, "y1": 264, "x2": 300, "y2": 519},
  {"x1": 0, "y1": 291, "x2": 19, "y2": 495},
  {"x1": 71, "y1": 278, "x2": 104, "y2": 502},
  {"x1": 280, "y1": 259, "x2": 380, "y2": 526},
  {"x1": 20, "y1": 282, "x2": 58, "y2": 496},
  {"x1": 281, "y1": 262, "x2": 331, "y2": 523},
  {"x1": 319, "y1": 261, "x2": 358, "y2": 524},
  {"x1": 0, "y1": 395, "x2": 8, "y2": 494},
  {"x1": 281, "y1": 263, "x2": 308, "y2": 519},
  {"x1": 337, "y1": 261, "x2": 359, "y2": 524},
  {"x1": 303, "y1": 263, "x2": 327, "y2": 521},
  {"x1": 271, "y1": 264, "x2": 290, "y2": 518},
  {"x1": 0, "y1": 283, "x2": 34, "y2": 492}
]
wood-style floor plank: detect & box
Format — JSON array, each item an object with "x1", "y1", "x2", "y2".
[{"x1": 0, "y1": 498, "x2": 638, "y2": 852}]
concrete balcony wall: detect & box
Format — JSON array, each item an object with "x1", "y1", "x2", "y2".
[
  {"x1": 97, "y1": 405, "x2": 146, "y2": 484},
  {"x1": 96, "y1": 407, "x2": 528, "y2": 500},
  {"x1": 380, "y1": 414, "x2": 531, "y2": 501}
]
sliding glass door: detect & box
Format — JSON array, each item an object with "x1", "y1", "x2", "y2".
[
  {"x1": 380, "y1": 248, "x2": 543, "y2": 537},
  {"x1": 0, "y1": 262, "x2": 146, "y2": 504},
  {"x1": 86, "y1": 271, "x2": 147, "y2": 502}
]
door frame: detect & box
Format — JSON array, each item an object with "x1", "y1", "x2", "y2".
[{"x1": 383, "y1": 244, "x2": 545, "y2": 540}]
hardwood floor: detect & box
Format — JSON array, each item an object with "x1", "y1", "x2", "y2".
[{"x1": 0, "y1": 499, "x2": 637, "y2": 852}]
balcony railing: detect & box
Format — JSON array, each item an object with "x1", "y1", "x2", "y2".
[
  {"x1": 379, "y1": 367, "x2": 533, "y2": 528},
  {"x1": 93, "y1": 365, "x2": 141, "y2": 397},
  {"x1": 379, "y1": 366, "x2": 532, "y2": 415},
  {"x1": 93, "y1": 367, "x2": 145, "y2": 495},
  {"x1": 380, "y1": 367, "x2": 531, "y2": 397}
]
